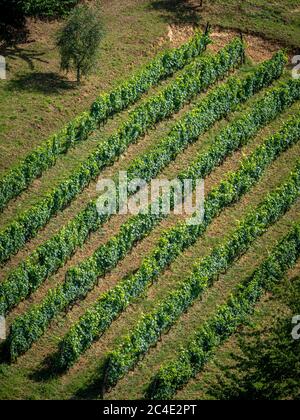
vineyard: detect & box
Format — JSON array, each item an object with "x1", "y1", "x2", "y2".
[{"x1": 0, "y1": 2, "x2": 300, "y2": 401}]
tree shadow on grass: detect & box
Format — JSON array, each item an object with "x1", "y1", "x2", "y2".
[
  {"x1": 5, "y1": 72, "x2": 77, "y2": 94},
  {"x1": 29, "y1": 352, "x2": 107, "y2": 400},
  {"x1": 28, "y1": 352, "x2": 65, "y2": 383},
  {"x1": 149, "y1": 0, "x2": 202, "y2": 25},
  {"x1": 0, "y1": 341, "x2": 10, "y2": 365},
  {"x1": 0, "y1": 44, "x2": 49, "y2": 71},
  {"x1": 0, "y1": 42, "x2": 76, "y2": 95},
  {"x1": 71, "y1": 359, "x2": 108, "y2": 400}
]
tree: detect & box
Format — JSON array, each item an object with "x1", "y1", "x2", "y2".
[
  {"x1": 0, "y1": 0, "x2": 27, "y2": 44},
  {"x1": 0, "y1": 1, "x2": 79, "y2": 45},
  {"x1": 56, "y1": 4, "x2": 104, "y2": 83}
]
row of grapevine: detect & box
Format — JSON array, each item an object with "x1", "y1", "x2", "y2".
[
  {"x1": 5, "y1": 110, "x2": 300, "y2": 362},
  {"x1": 100, "y1": 160, "x2": 300, "y2": 390},
  {"x1": 54, "y1": 113, "x2": 300, "y2": 371},
  {"x1": 146, "y1": 222, "x2": 300, "y2": 399},
  {"x1": 0, "y1": 32, "x2": 211, "y2": 212},
  {"x1": 0, "y1": 54, "x2": 285, "y2": 317},
  {"x1": 0, "y1": 38, "x2": 246, "y2": 264}
]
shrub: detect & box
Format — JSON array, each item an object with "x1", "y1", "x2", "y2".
[{"x1": 21, "y1": 0, "x2": 79, "y2": 18}]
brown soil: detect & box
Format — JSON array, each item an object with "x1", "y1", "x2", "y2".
[{"x1": 165, "y1": 24, "x2": 284, "y2": 62}]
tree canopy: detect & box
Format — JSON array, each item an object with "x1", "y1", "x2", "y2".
[{"x1": 56, "y1": 4, "x2": 104, "y2": 83}]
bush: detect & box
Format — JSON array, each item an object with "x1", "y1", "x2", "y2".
[
  {"x1": 0, "y1": 1, "x2": 27, "y2": 43},
  {"x1": 21, "y1": 0, "x2": 79, "y2": 18}
]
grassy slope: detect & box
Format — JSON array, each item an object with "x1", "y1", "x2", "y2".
[
  {"x1": 0, "y1": 0, "x2": 299, "y2": 400},
  {"x1": 209, "y1": 0, "x2": 300, "y2": 46},
  {"x1": 151, "y1": 0, "x2": 300, "y2": 47}
]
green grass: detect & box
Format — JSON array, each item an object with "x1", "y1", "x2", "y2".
[{"x1": 208, "y1": 0, "x2": 300, "y2": 45}]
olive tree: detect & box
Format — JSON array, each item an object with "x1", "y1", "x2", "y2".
[{"x1": 56, "y1": 4, "x2": 104, "y2": 83}]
